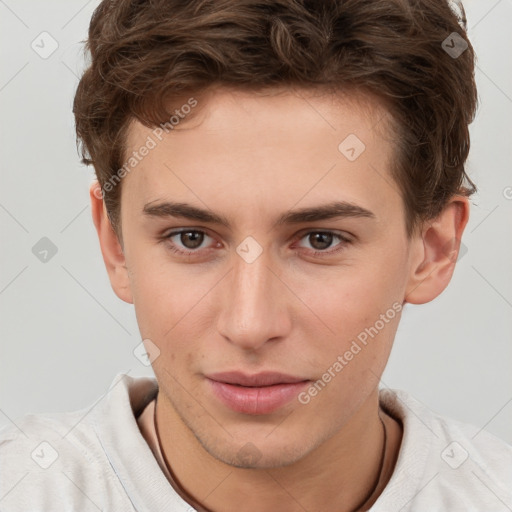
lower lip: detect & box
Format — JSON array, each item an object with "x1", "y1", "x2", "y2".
[{"x1": 207, "y1": 379, "x2": 309, "y2": 415}]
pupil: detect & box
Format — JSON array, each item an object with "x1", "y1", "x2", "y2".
[
  {"x1": 181, "y1": 231, "x2": 203, "y2": 249},
  {"x1": 310, "y1": 232, "x2": 332, "y2": 250}
]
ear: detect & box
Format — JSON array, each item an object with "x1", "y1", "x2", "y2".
[
  {"x1": 405, "y1": 195, "x2": 470, "y2": 304},
  {"x1": 90, "y1": 181, "x2": 133, "y2": 304}
]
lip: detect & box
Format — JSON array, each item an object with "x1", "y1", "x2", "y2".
[{"x1": 205, "y1": 371, "x2": 310, "y2": 415}]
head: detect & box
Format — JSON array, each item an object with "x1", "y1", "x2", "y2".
[{"x1": 75, "y1": 0, "x2": 477, "y2": 468}]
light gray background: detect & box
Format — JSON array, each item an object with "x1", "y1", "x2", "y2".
[{"x1": 1, "y1": 0, "x2": 511, "y2": 444}]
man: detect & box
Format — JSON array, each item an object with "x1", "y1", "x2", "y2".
[{"x1": 1, "y1": 0, "x2": 511, "y2": 510}]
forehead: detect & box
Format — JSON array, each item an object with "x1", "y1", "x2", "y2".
[
  {"x1": 121, "y1": 87, "x2": 401, "y2": 226},
  {"x1": 127, "y1": 86, "x2": 392, "y2": 150}
]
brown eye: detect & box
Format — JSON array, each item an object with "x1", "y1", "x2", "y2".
[
  {"x1": 308, "y1": 232, "x2": 334, "y2": 250},
  {"x1": 166, "y1": 229, "x2": 214, "y2": 254},
  {"x1": 296, "y1": 230, "x2": 351, "y2": 255},
  {"x1": 179, "y1": 231, "x2": 204, "y2": 249}
]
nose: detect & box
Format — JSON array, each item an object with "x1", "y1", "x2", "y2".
[{"x1": 216, "y1": 248, "x2": 292, "y2": 351}]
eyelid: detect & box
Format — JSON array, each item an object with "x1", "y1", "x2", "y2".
[{"x1": 293, "y1": 228, "x2": 353, "y2": 244}]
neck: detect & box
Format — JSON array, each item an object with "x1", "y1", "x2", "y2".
[{"x1": 154, "y1": 390, "x2": 402, "y2": 512}]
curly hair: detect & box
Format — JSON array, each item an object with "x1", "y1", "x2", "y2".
[{"x1": 73, "y1": 0, "x2": 477, "y2": 237}]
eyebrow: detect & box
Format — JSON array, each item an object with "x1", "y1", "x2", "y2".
[{"x1": 142, "y1": 200, "x2": 375, "y2": 228}]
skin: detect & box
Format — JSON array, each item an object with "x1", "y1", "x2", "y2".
[{"x1": 91, "y1": 86, "x2": 469, "y2": 511}]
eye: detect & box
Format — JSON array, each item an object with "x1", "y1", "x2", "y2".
[
  {"x1": 296, "y1": 231, "x2": 351, "y2": 255},
  {"x1": 165, "y1": 229, "x2": 216, "y2": 254},
  {"x1": 162, "y1": 228, "x2": 352, "y2": 258}
]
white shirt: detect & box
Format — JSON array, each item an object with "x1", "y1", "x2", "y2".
[{"x1": 1, "y1": 372, "x2": 511, "y2": 511}]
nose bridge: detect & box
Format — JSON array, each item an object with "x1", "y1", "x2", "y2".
[{"x1": 217, "y1": 249, "x2": 290, "y2": 350}]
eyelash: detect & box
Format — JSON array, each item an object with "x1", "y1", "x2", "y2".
[{"x1": 162, "y1": 229, "x2": 352, "y2": 258}]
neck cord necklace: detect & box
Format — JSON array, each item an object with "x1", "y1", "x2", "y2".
[
  {"x1": 351, "y1": 410, "x2": 388, "y2": 511},
  {"x1": 153, "y1": 396, "x2": 388, "y2": 512},
  {"x1": 153, "y1": 393, "x2": 208, "y2": 511}
]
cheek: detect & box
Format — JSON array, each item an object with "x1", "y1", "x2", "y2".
[
  {"x1": 302, "y1": 265, "x2": 402, "y2": 332},
  {"x1": 152, "y1": 347, "x2": 195, "y2": 382},
  {"x1": 129, "y1": 251, "x2": 199, "y2": 331},
  {"x1": 131, "y1": 269, "x2": 176, "y2": 340},
  {"x1": 291, "y1": 251, "x2": 406, "y2": 372},
  {"x1": 129, "y1": 257, "x2": 220, "y2": 368}
]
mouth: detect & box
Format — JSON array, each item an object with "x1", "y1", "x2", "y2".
[{"x1": 205, "y1": 371, "x2": 311, "y2": 415}]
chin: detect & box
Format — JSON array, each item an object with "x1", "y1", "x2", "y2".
[{"x1": 195, "y1": 428, "x2": 325, "y2": 470}]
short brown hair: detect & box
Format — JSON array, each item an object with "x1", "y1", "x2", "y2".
[{"x1": 73, "y1": 0, "x2": 477, "y2": 238}]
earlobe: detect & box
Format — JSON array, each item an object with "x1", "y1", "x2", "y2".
[
  {"x1": 89, "y1": 182, "x2": 134, "y2": 304},
  {"x1": 405, "y1": 196, "x2": 470, "y2": 305}
]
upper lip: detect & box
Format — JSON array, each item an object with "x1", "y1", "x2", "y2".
[{"x1": 206, "y1": 371, "x2": 309, "y2": 387}]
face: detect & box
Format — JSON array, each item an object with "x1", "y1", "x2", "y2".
[{"x1": 117, "y1": 87, "x2": 415, "y2": 468}]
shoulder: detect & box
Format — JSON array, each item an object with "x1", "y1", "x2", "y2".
[
  {"x1": 376, "y1": 389, "x2": 512, "y2": 512},
  {"x1": 0, "y1": 374, "x2": 145, "y2": 511}
]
